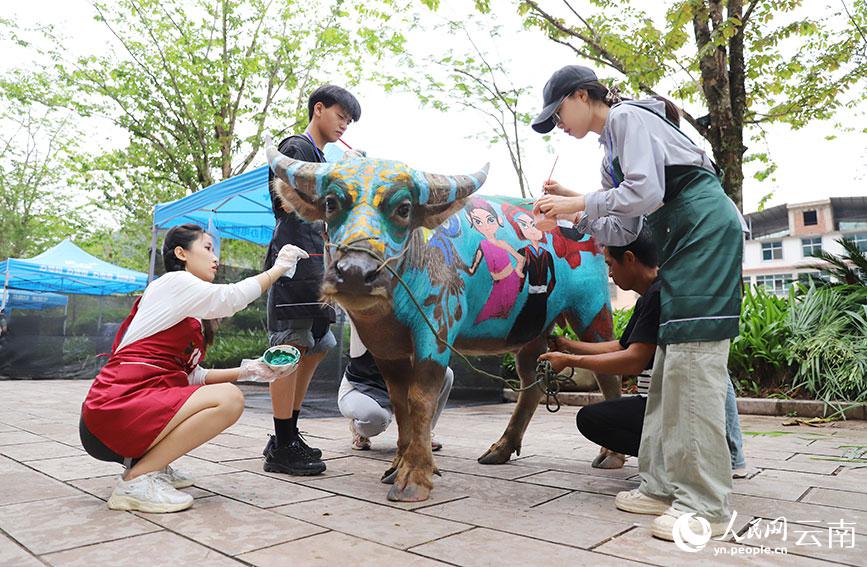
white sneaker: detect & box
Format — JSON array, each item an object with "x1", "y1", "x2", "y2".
[
  {"x1": 350, "y1": 420, "x2": 370, "y2": 451},
  {"x1": 431, "y1": 431, "x2": 443, "y2": 452},
  {"x1": 732, "y1": 466, "x2": 757, "y2": 480},
  {"x1": 651, "y1": 506, "x2": 729, "y2": 541},
  {"x1": 156, "y1": 464, "x2": 195, "y2": 489},
  {"x1": 615, "y1": 488, "x2": 671, "y2": 515},
  {"x1": 107, "y1": 472, "x2": 193, "y2": 513}
]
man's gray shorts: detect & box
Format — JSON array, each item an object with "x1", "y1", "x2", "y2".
[{"x1": 269, "y1": 318, "x2": 336, "y2": 354}]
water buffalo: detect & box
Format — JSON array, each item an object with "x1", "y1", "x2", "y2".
[{"x1": 266, "y1": 144, "x2": 619, "y2": 502}]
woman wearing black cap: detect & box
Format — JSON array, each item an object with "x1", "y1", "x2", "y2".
[{"x1": 531, "y1": 65, "x2": 744, "y2": 542}]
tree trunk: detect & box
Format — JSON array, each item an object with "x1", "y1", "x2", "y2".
[
  {"x1": 693, "y1": 0, "x2": 746, "y2": 209},
  {"x1": 726, "y1": 0, "x2": 747, "y2": 211}
]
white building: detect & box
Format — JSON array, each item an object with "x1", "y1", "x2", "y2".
[{"x1": 743, "y1": 197, "x2": 867, "y2": 295}]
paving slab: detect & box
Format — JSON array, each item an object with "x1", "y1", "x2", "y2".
[
  {"x1": 42, "y1": 531, "x2": 245, "y2": 567},
  {"x1": 137, "y1": 495, "x2": 327, "y2": 556},
  {"x1": 237, "y1": 531, "x2": 446, "y2": 566},
  {"x1": 0, "y1": 494, "x2": 160, "y2": 555},
  {"x1": 1, "y1": 380, "x2": 865, "y2": 566},
  {"x1": 273, "y1": 495, "x2": 472, "y2": 549}
]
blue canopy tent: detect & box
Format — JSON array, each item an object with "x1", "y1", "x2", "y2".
[
  {"x1": 0, "y1": 239, "x2": 147, "y2": 311},
  {"x1": 150, "y1": 165, "x2": 273, "y2": 280},
  {"x1": 152, "y1": 165, "x2": 275, "y2": 247},
  {"x1": 1, "y1": 289, "x2": 67, "y2": 311},
  {"x1": 149, "y1": 145, "x2": 346, "y2": 279}
]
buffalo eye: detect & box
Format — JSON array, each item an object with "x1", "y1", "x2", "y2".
[
  {"x1": 395, "y1": 202, "x2": 412, "y2": 220},
  {"x1": 324, "y1": 195, "x2": 339, "y2": 216}
]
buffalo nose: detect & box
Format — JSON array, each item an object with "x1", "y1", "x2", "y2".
[{"x1": 335, "y1": 257, "x2": 378, "y2": 288}]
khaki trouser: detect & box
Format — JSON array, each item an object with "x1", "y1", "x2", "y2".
[{"x1": 638, "y1": 339, "x2": 732, "y2": 522}]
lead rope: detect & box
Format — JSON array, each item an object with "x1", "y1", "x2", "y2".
[{"x1": 326, "y1": 237, "x2": 575, "y2": 412}]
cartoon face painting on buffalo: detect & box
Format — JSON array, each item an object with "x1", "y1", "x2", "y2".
[{"x1": 267, "y1": 141, "x2": 619, "y2": 502}]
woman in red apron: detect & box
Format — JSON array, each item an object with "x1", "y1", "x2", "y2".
[{"x1": 80, "y1": 223, "x2": 307, "y2": 513}]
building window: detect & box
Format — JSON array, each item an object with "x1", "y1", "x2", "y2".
[
  {"x1": 839, "y1": 221, "x2": 867, "y2": 232},
  {"x1": 851, "y1": 232, "x2": 867, "y2": 253},
  {"x1": 798, "y1": 271, "x2": 830, "y2": 285},
  {"x1": 742, "y1": 276, "x2": 751, "y2": 289},
  {"x1": 802, "y1": 210, "x2": 818, "y2": 226},
  {"x1": 802, "y1": 237, "x2": 822, "y2": 257},
  {"x1": 755, "y1": 274, "x2": 793, "y2": 296},
  {"x1": 761, "y1": 241, "x2": 783, "y2": 261}
]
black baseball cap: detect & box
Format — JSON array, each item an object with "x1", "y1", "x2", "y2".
[{"x1": 531, "y1": 65, "x2": 598, "y2": 134}]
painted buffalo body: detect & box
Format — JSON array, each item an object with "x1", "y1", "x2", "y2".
[{"x1": 267, "y1": 146, "x2": 619, "y2": 502}]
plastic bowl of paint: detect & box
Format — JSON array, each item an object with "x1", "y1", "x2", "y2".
[{"x1": 261, "y1": 345, "x2": 301, "y2": 372}]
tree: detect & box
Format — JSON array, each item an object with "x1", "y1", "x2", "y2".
[
  {"x1": 392, "y1": 20, "x2": 540, "y2": 198},
  {"x1": 12, "y1": 0, "x2": 409, "y2": 269},
  {"x1": 0, "y1": 70, "x2": 89, "y2": 260},
  {"x1": 459, "y1": 0, "x2": 867, "y2": 209}
]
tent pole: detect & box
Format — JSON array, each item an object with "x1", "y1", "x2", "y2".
[
  {"x1": 148, "y1": 225, "x2": 158, "y2": 282},
  {"x1": 97, "y1": 296, "x2": 103, "y2": 331}
]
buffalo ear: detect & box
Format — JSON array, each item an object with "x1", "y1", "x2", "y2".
[{"x1": 273, "y1": 178, "x2": 324, "y2": 222}]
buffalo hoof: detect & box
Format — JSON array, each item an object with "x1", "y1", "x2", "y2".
[
  {"x1": 597, "y1": 453, "x2": 627, "y2": 469},
  {"x1": 591, "y1": 448, "x2": 627, "y2": 469},
  {"x1": 387, "y1": 481, "x2": 431, "y2": 502},
  {"x1": 477, "y1": 441, "x2": 514, "y2": 465},
  {"x1": 381, "y1": 467, "x2": 398, "y2": 485}
]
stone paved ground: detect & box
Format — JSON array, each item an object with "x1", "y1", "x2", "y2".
[{"x1": 2, "y1": 380, "x2": 867, "y2": 566}]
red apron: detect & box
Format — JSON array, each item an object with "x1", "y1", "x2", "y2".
[{"x1": 81, "y1": 298, "x2": 207, "y2": 458}]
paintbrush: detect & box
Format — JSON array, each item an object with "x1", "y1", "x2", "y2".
[{"x1": 520, "y1": 155, "x2": 560, "y2": 205}]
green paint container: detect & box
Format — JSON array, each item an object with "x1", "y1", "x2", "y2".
[{"x1": 261, "y1": 345, "x2": 301, "y2": 372}]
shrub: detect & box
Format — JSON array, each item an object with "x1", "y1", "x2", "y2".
[
  {"x1": 203, "y1": 329, "x2": 269, "y2": 368},
  {"x1": 728, "y1": 285, "x2": 793, "y2": 389},
  {"x1": 786, "y1": 284, "x2": 867, "y2": 412}
]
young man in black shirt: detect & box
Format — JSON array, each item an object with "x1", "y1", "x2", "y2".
[
  {"x1": 263, "y1": 85, "x2": 361, "y2": 476},
  {"x1": 539, "y1": 229, "x2": 747, "y2": 475}
]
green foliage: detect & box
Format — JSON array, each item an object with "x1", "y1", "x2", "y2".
[
  {"x1": 3, "y1": 0, "x2": 410, "y2": 265},
  {"x1": 811, "y1": 237, "x2": 867, "y2": 286},
  {"x1": 729, "y1": 285, "x2": 792, "y2": 387},
  {"x1": 786, "y1": 284, "x2": 867, "y2": 413},
  {"x1": 0, "y1": 69, "x2": 93, "y2": 259},
  {"x1": 62, "y1": 336, "x2": 95, "y2": 366},
  {"x1": 203, "y1": 328, "x2": 268, "y2": 368},
  {"x1": 612, "y1": 306, "x2": 633, "y2": 340},
  {"x1": 728, "y1": 271, "x2": 867, "y2": 410}
]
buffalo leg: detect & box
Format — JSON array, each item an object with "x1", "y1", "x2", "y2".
[
  {"x1": 387, "y1": 359, "x2": 445, "y2": 502},
  {"x1": 478, "y1": 335, "x2": 547, "y2": 464},
  {"x1": 376, "y1": 357, "x2": 413, "y2": 483}
]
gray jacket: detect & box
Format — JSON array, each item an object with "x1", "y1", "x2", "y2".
[{"x1": 575, "y1": 99, "x2": 743, "y2": 245}]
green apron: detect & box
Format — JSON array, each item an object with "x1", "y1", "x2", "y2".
[
  {"x1": 609, "y1": 116, "x2": 742, "y2": 345},
  {"x1": 645, "y1": 165, "x2": 742, "y2": 344}
]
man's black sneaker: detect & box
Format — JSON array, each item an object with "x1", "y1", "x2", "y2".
[
  {"x1": 263, "y1": 438, "x2": 326, "y2": 476},
  {"x1": 263, "y1": 434, "x2": 322, "y2": 460},
  {"x1": 297, "y1": 433, "x2": 323, "y2": 459}
]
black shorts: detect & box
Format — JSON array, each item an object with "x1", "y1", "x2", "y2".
[{"x1": 79, "y1": 415, "x2": 134, "y2": 467}]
